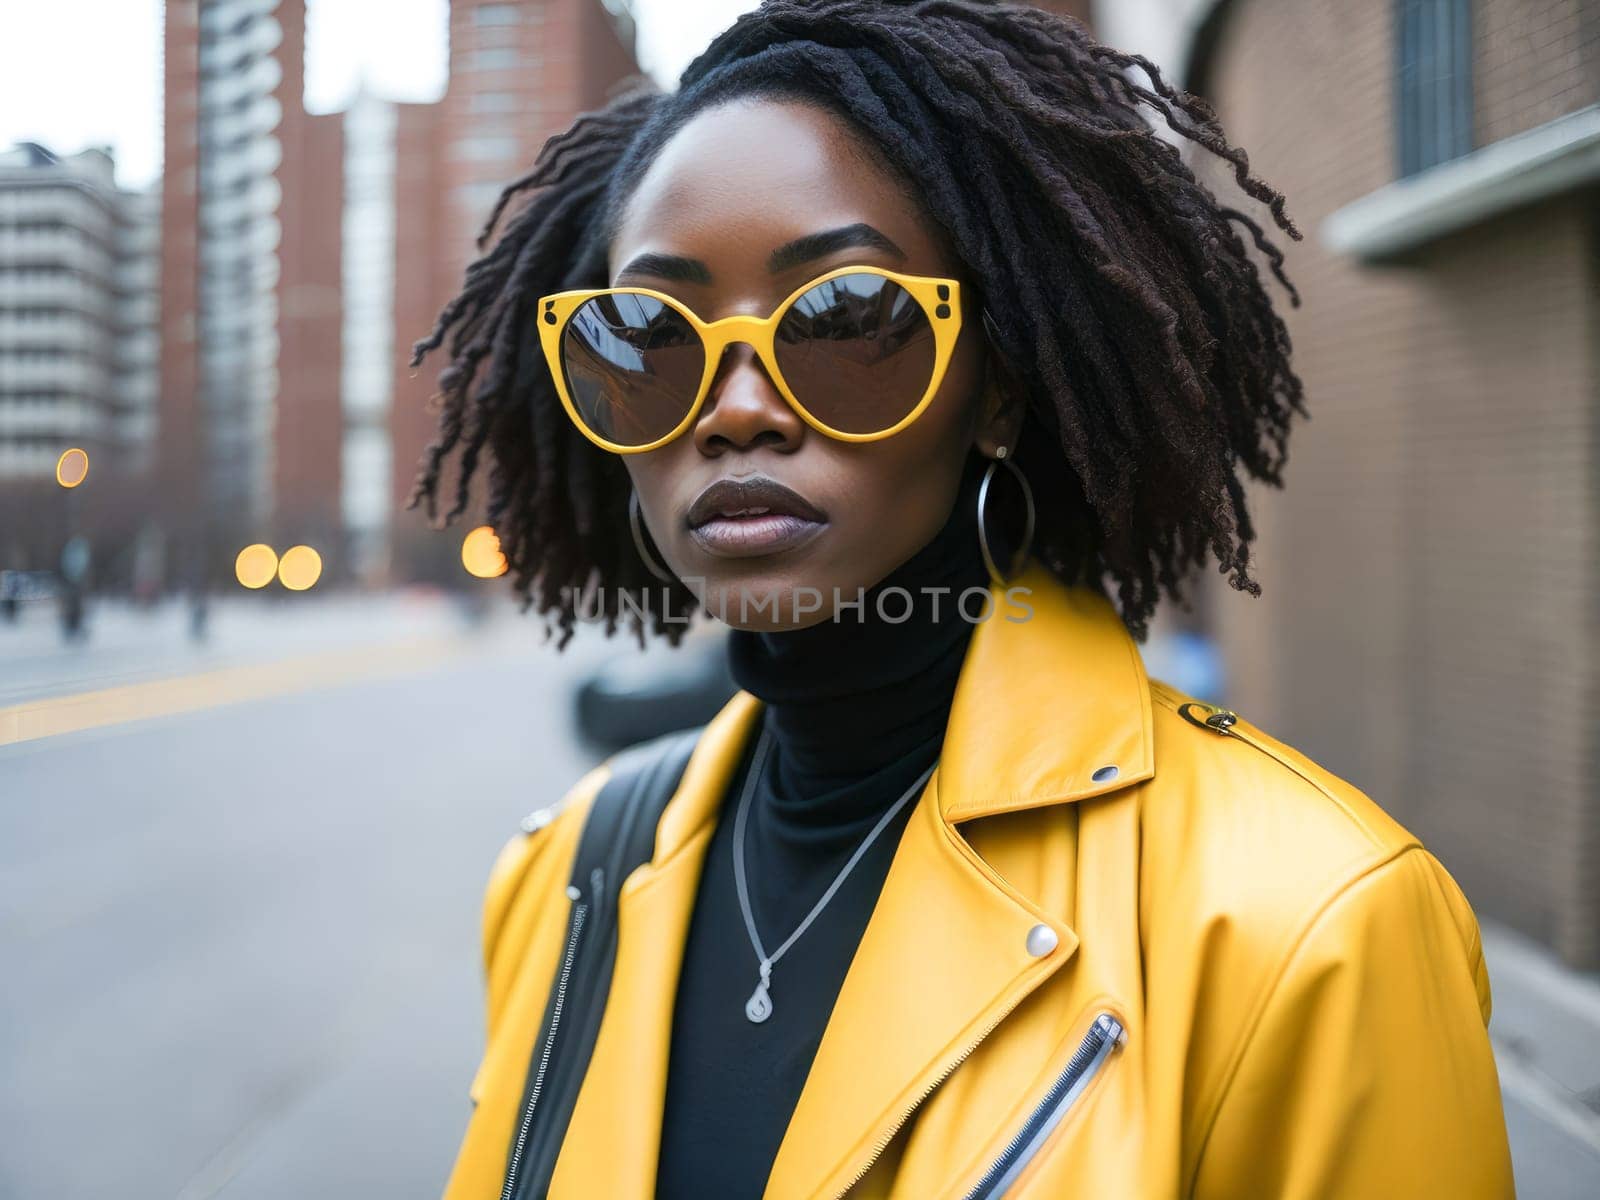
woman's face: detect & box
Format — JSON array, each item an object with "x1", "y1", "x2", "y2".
[{"x1": 609, "y1": 98, "x2": 1017, "y2": 631}]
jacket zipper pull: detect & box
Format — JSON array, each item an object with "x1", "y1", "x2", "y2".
[
  {"x1": 956, "y1": 1011, "x2": 1128, "y2": 1200},
  {"x1": 1178, "y1": 701, "x2": 1239, "y2": 735}
]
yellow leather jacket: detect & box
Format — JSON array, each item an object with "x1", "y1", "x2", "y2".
[{"x1": 445, "y1": 560, "x2": 1515, "y2": 1199}]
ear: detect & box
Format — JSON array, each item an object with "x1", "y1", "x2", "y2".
[{"x1": 972, "y1": 344, "x2": 1028, "y2": 458}]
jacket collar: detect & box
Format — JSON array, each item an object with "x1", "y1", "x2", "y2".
[
  {"x1": 938, "y1": 557, "x2": 1155, "y2": 821},
  {"x1": 655, "y1": 555, "x2": 1154, "y2": 858}
]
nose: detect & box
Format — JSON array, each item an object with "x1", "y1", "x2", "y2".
[{"x1": 691, "y1": 341, "x2": 806, "y2": 455}]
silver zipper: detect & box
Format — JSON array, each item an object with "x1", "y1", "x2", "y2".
[
  {"x1": 500, "y1": 889, "x2": 590, "y2": 1200},
  {"x1": 824, "y1": 982, "x2": 1050, "y2": 1200},
  {"x1": 959, "y1": 1012, "x2": 1127, "y2": 1199}
]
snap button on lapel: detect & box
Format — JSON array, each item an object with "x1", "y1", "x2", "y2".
[
  {"x1": 1026, "y1": 923, "x2": 1059, "y2": 957},
  {"x1": 521, "y1": 805, "x2": 555, "y2": 833},
  {"x1": 1091, "y1": 764, "x2": 1119, "y2": 783}
]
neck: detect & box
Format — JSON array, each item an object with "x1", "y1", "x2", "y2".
[{"x1": 726, "y1": 452, "x2": 992, "y2": 801}]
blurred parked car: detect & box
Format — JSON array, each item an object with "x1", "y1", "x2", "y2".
[
  {"x1": 573, "y1": 622, "x2": 1229, "y2": 756},
  {"x1": 574, "y1": 625, "x2": 737, "y2": 755},
  {"x1": 0, "y1": 569, "x2": 58, "y2": 624}
]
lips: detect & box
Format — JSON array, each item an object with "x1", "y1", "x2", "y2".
[
  {"x1": 686, "y1": 475, "x2": 827, "y2": 529},
  {"x1": 683, "y1": 475, "x2": 829, "y2": 559}
]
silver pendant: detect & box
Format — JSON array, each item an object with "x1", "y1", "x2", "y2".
[{"x1": 745, "y1": 976, "x2": 773, "y2": 1023}]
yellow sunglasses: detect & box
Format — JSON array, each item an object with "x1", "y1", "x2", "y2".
[{"x1": 535, "y1": 264, "x2": 963, "y2": 454}]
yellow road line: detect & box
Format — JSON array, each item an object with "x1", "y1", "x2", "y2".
[{"x1": 0, "y1": 633, "x2": 475, "y2": 747}]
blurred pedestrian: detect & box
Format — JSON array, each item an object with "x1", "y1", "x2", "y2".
[
  {"x1": 57, "y1": 577, "x2": 85, "y2": 642},
  {"x1": 188, "y1": 586, "x2": 209, "y2": 643}
]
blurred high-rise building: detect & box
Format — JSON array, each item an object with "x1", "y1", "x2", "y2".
[
  {"x1": 385, "y1": 0, "x2": 643, "y2": 583},
  {"x1": 0, "y1": 143, "x2": 159, "y2": 580},
  {"x1": 158, "y1": 0, "x2": 640, "y2": 590},
  {"x1": 438, "y1": 0, "x2": 640, "y2": 256},
  {"x1": 339, "y1": 90, "x2": 401, "y2": 585},
  {"x1": 160, "y1": 0, "x2": 343, "y2": 590},
  {"x1": 0, "y1": 144, "x2": 159, "y2": 483}
]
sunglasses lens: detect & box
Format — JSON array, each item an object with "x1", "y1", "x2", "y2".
[
  {"x1": 774, "y1": 273, "x2": 938, "y2": 435},
  {"x1": 560, "y1": 293, "x2": 705, "y2": 447}
]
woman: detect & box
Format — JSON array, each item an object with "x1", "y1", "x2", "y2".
[{"x1": 412, "y1": 3, "x2": 1513, "y2": 1197}]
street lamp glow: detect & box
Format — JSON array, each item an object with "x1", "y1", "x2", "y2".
[
  {"x1": 55, "y1": 448, "x2": 89, "y2": 488},
  {"x1": 277, "y1": 545, "x2": 323, "y2": 591},
  {"x1": 235, "y1": 544, "x2": 279, "y2": 589},
  {"x1": 462, "y1": 525, "x2": 507, "y2": 579}
]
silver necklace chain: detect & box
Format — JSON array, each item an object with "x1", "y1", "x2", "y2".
[{"x1": 732, "y1": 721, "x2": 939, "y2": 1024}]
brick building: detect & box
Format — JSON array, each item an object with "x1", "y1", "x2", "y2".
[
  {"x1": 386, "y1": 0, "x2": 643, "y2": 584},
  {"x1": 1037, "y1": 0, "x2": 1092, "y2": 23},
  {"x1": 1150, "y1": 0, "x2": 1600, "y2": 965},
  {"x1": 159, "y1": 0, "x2": 344, "y2": 589},
  {"x1": 277, "y1": 106, "x2": 346, "y2": 561}
]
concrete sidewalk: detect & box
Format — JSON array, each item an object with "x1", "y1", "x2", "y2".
[
  {"x1": 1481, "y1": 919, "x2": 1600, "y2": 1197},
  {"x1": 0, "y1": 589, "x2": 509, "y2": 708}
]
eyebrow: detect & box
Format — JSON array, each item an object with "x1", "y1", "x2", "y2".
[{"x1": 614, "y1": 222, "x2": 907, "y2": 285}]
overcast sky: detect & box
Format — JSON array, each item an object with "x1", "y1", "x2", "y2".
[{"x1": 0, "y1": 0, "x2": 756, "y2": 191}]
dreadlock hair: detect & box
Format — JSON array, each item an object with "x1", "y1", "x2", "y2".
[{"x1": 405, "y1": 0, "x2": 1307, "y2": 650}]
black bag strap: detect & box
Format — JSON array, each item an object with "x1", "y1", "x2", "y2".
[{"x1": 502, "y1": 724, "x2": 703, "y2": 1200}]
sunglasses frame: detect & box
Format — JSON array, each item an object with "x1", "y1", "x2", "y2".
[{"x1": 535, "y1": 264, "x2": 964, "y2": 454}]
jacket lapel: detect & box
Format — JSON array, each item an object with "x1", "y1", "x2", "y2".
[
  {"x1": 762, "y1": 564, "x2": 1155, "y2": 1199},
  {"x1": 759, "y1": 771, "x2": 1081, "y2": 1199}
]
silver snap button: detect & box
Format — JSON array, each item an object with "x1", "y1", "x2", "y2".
[
  {"x1": 565, "y1": 884, "x2": 582, "y2": 901},
  {"x1": 1091, "y1": 764, "x2": 1119, "y2": 783},
  {"x1": 521, "y1": 806, "x2": 554, "y2": 833},
  {"x1": 1025, "y1": 923, "x2": 1059, "y2": 957}
]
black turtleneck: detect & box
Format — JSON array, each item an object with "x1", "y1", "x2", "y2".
[{"x1": 654, "y1": 452, "x2": 993, "y2": 1199}]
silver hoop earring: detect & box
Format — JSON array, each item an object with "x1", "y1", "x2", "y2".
[
  {"x1": 628, "y1": 488, "x2": 678, "y2": 584},
  {"x1": 977, "y1": 446, "x2": 1036, "y2": 586}
]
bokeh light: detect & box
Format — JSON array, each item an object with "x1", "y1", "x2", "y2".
[
  {"x1": 55, "y1": 447, "x2": 89, "y2": 488},
  {"x1": 234, "y1": 544, "x2": 279, "y2": 589},
  {"x1": 277, "y1": 545, "x2": 323, "y2": 591},
  {"x1": 462, "y1": 525, "x2": 508, "y2": 579}
]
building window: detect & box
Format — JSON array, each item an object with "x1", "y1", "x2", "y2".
[
  {"x1": 1395, "y1": 0, "x2": 1473, "y2": 177},
  {"x1": 454, "y1": 180, "x2": 508, "y2": 211},
  {"x1": 461, "y1": 46, "x2": 519, "y2": 72},
  {"x1": 473, "y1": 3, "x2": 521, "y2": 25},
  {"x1": 452, "y1": 135, "x2": 519, "y2": 162},
  {"x1": 470, "y1": 92, "x2": 518, "y2": 114}
]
